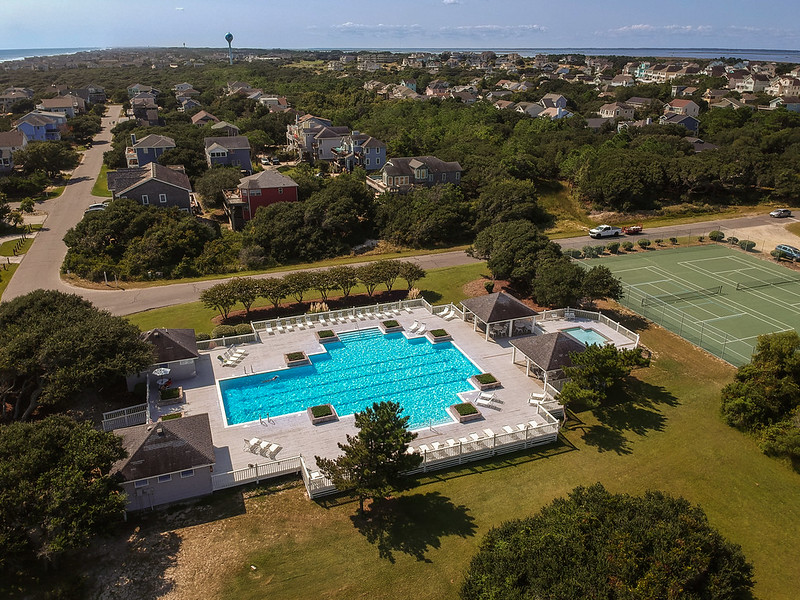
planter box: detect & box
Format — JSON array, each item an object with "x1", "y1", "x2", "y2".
[
  {"x1": 315, "y1": 330, "x2": 339, "y2": 344},
  {"x1": 427, "y1": 330, "x2": 452, "y2": 343},
  {"x1": 307, "y1": 404, "x2": 339, "y2": 425},
  {"x1": 471, "y1": 374, "x2": 501, "y2": 391},
  {"x1": 284, "y1": 352, "x2": 310, "y2": 367},
  {"x1": 158, "y1": 386, "x2": 184, "y2": 406},
  {"x1": 379, "y1": 321, "x2": 403, "y2": 334},
  {"x1": 449, "y1": 402, "x2": 483, "y2": 423}
]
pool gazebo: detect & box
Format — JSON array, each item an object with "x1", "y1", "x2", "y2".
[
  {"x1": 459, "y1": 292, "x2": 538, "y2": 341},
  {"x1": 509, "y1": 331, "x2": 587, "y2": 387}
]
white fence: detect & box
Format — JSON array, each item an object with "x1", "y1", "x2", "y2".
[
  {"x1": 537, "y1": 307, "x2": 639, "y2": 346},
  {"x1": 211, "y1": 456, "x2": 303, "y2": 491},
  {"x1": 300, "y1": 406, "x2": 561, "y2": 499},
  {"x1": 196, "y1": 328, "x2": 258, "y2": 351},
  {"x1": 101, "y1": 403, "x2": 147, "y2": 431}
]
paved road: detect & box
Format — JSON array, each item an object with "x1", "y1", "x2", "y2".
[{"x1": 4, "y1": 112, "x2": 787, "y2": 316}]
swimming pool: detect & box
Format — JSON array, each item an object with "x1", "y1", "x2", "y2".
[
  {"x1": 218, "y1": 328, "x2": 481, "y2": 430},
  {"x1": 562, "y1": 326, "x2": 611, "y2": 346}
]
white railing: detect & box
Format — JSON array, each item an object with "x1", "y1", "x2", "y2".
[
  {"x1": 211, "y1": 456, "x2": 303, "y2": 491},
  {"x1": 197, "y1": 329, "x2": 258, "y2": 351},
  {"x1": 101, "y1": 403, "x2": 147, "y2": 431},
  {"x1": 536, "y1": 307, "x2": 639, "y2": 346},
  {"x1": 300, "y1": 407, "x2": 561, "y2": 499}
]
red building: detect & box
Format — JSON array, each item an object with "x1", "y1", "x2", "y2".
[{"x1": 223, "y1": 170, "x2": 299, "y2": 230}]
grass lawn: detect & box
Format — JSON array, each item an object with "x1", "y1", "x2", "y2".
[
  {"x1": 0, "y1": 264, "x2": 19, "y2": 300},
  {"x1": 785, "y1": 221, "x2": 800, "y2": 238},
  {"x1": 126, "y1": 262, "x2": 489, "y2": 334},
  {"x1": 91, "y1": 164, "x2": 113, "y2": 197},
  {"x1": 92, "y1": 314, "x2": 799, "y2": 600},
  {"x1": 0, "y1": 237, "x2": 33, "y2": 256}
]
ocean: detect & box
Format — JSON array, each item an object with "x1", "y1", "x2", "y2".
[{"x1": 0, "y1": 47, "x2": 100, "y2": 63}]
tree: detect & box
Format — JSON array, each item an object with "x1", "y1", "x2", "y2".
[
  {"x1": 374, "y1": 260, "x2": 402, "y2": 292},
  {"x1": 0, "y1": 415, "x2": 127, "y2": 575},
  {"x1": 13, "y1": 141, "x2": 79, "y2": 179},
  {"x1": 66, "y1": 115, "x2": 102, "y2": 144},
  {"x1": 310, "y1": 270, "x2": 336, "y2": 302},
  {"x1": 581, "y1": 265, "x2": 623, "y2": 303},
  {"x1": 315, "y1": 401, "x2": 422, "y2": 512},
  {"x1": 283, "y1": 271, "x2": 314, "y2": 303},
  {"x1": 258, "y1": 277, "x2": 288, "y2": 310},
  {"x1": 194, "y1": 166, "x2": 242, "y2": 207},
  {"x1": 357, "y1": 262, "x2": 383, "y2": 297},
  {"x1": 558, "y1": 344, "x2": 650, "y2": 409},
  {"x1": 328, "y1": 265, "x2": 358, "y2": 298},
  {"x1": 228, "y1": 277, "x2": 261, "y2": 318},
  {"x1": 0, "y1": 290, "x2": 154, "y2": 422},
  {"x1": 531, "y1": 257, "x2": 585, "y2": 307},
  {"x1": 398, "y1": 261, "x2": 426, "y2": 290},
  {"x1": 461, "y1": 483, "x2": 754, "y2": 600},
  {"x1": 200, "y1": 282, "x2": 236, "y2": 320}
]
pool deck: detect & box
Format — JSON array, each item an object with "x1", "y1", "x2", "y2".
[{"x1": 158, "y1": 310, "x2": 626, "y2": 474}]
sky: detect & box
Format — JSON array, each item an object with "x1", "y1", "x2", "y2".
[{"x1": 2, "y1": 0, "x2": 799, "y2": 50}]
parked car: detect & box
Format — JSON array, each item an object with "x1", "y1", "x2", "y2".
[
  {"x1": 775, "y1": 244, "x2": 800, "y2": 260},
  {"x1": 588, "y1": 224, "x2": 622, "y2": 238},
  {"x1": 84, "y1": 203, "x2": 107, "y2": 213},
  {"x1": 770, "y1": 209, "x2": 792, "y2": 218},
  {"x1": 260, "y1": 157, "x2": 270, "y2": 166},
  {"x1": 272, "y1": 157, "x2": 280, "y2": 165}
]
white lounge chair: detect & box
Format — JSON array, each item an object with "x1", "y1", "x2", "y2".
[
  {"x1": 431, "y1": 441, "x2": 442, "y2": 450},
  {"x1": 475, "y1": 392, "x2": 495, "y2": 407},
  {"x1": 285, "y1": 319, "x2": 294, "y2": 332},
  {"x1": 446, "y1": 438, "x2": 456, "y2": 447},
  {"x1": 244, "y1": 437, "x2": 260, "y2": 453},
  {"x1": 418, "y1": 444, "x2": 430, "y2": 453},
  {"x1": 469, "y1": 432, "x2": 480, "y2": 442},
  {"x1": 483, "y1": 428, "x2": 495, "y2": 438},
  {"x1": 391, "y1": 307, "x2": 401, "y2": 316},
  {"x1": 406, "y1": 445, "x2": 415, "y2": 454},
  {"x1": 409, "y1": 320, "x2": 420, "y2": 332},
  {"x1": 306, "y1": 316, "x2": 314, "y2": 328},
  {"x1": 276, "y1": 321, "x2": 285, "y2": 334},
  {"x1": 458, "y1": 437, "x2": 470, "y2": 444},
  {"x1": 416, "y1": 324, "x2": 426, "y2": 335},
  {"x1": 319, "y1": 315, "x2": 327, "y2": 326},
  {"x1": 265, "y1": 324, "x2": 274, "y2": 335},
  {"x1": 444, "y1": 307, "x2": 458, "y2": 321},
  {"x1": 297, "y1": 319, "x2": 306, "y2": 330},
  {"x1": 267, "y1": 443, "x2": 282, "y2": 459},
  {"x1": 257, "y1": 440, "x2": 271, "y2": 456},
  {"x1": 439, "y1": 307, "x2": 452, "y2": 319},
  {"x1": 309, "y1": 470, "x2": 322, "y2": 480},
  {"x1": 529, "y1": 391, "x2": 547, "y2": 404},
  {"x1": 403, "y1": 305, "x2": 413, "y2": 314},
  {"x1": 502, "y1": 425, "x2": 515, "y2": 435},
  {"x1": 517, "y1": 423, "x2": 527, "y2": 432}
]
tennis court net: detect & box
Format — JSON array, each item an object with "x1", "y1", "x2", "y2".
[
  {"x1": 736, "y1": 277, "x2": 800, "y2": 291},
  {"x1": 640, "y1": 286, "x2": 723, "y2": 307}
]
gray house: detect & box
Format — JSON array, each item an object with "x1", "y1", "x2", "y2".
[
  {"x1": 107, "y1": 163, "x2": 193, "y2": 211},
  {"x1": 204, "y1": 135, "x2": 252, "y2": 172},
  {"x1": 126, "y1": 328, "x2": 200, "y2": 391},
  {"x1": 367, "y1": 155, "x2": 462, "y2": 194},
  {"x1": 112, "y1": 413, "x2": 216, "y2": 511}
]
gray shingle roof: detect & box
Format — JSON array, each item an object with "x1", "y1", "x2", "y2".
[
  {"x1": 510, "y1": 332, "x2": 587, "y2": 371},
  {"x1": 141, "y1": 328, "x2": 199, "y2": 363},
  {"x1": 382, "y1": 155, "x2": 462, "y2": 178},
  {"x1": 459, "y1": 292, "x2": 537, "y2": 324},
  {"x1": 204, "y1": 135, "x2": 250, "y2": 150},
  {"x1": 112, "y1": 413, "x2": 215, "y2": 481},
  {"x1": 132, "y1": 134, "x2": 175, "y2": 149},
  {"x1": 238, "y1": 170, "x2": 299, "y2": 190},
  {"x1": 107, "y1": 164, "x2": 192, "y2": 195},
  {"x1": 0, "y1": 130, "x2": 26, "y2": 148}
]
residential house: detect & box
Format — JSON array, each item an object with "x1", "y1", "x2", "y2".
[
  {"x1": 223, "y1": 170, "x2": 299, "y2": 230},
  {"x1": 539, "y1": 106, "x2": 573, "y2": 120},
  {"x1": 400, "y1": 78, "x2": 417, "y2": 92},
  {"x1": 13, "y1": 111, "x2": 66, "y2": 141},
  {"x1": 285, "y1": 114, "x2": 350, "y2": 161},
  {"x1": 586, "y1": 117, "x2": 612, "y2": 131},
  {"x1": 449, "y1": 90, "x2": 478, "y2": 104},
  {"x1": 210, "y1": 121, "x2": 240, "y2": 137},
  {"x1": 611, "y1": 74, "x2": 635, "y2": 87},
  {"x1": 331, "y1": 132, "x2": 386, "y2": 172},
  {"x1": 599, "y1": 102, "x2": 635, "y2": 120},
  {"x1": 664, "y1": 99, "x2": 700, "y2": 118},
  {"x1": 179, "y1": 98, "x2": 201, "y2": 113},
  {"x1": 734, "y1": 73, "x2": 771, "y2": 93},
  {"x1": 625, "y1": 96, "x2": 659, "y2": 110},
  {"x1": 703, "y1": 89, "x2": 728, "y2": 103},
  {"x1": 112, "y1": 413, "x2": 215, "y2": 511},
  {"x1": 127, "y1": 83, "x2": 159, "y2": 98},
  {"x1": 126, "y1": 133, "x2": 176, "y2": 168},
  {"x1": 770, "y1": 96, "x2": 800, "y2": 113},
  {"x1": 765, "y1": 77, "x2": 800, "y2": 97},
  {"x1": 310, "y1": 125, "x2": 352, "y2": 161},
  {"x1": 226, "y1": 81, "x2": 253, "y2": 96},
  {"x1": 659, "y1": 113, "x2": 700, "y2": 134},
  {"x1": 683, "y1": 137, "x2": 718, "y2": 152},
  {"x1": 515, "y1": 102, "x2": 544, "y2": 118},
  {"x1": 0, "y1": 86, "x2": 34, "y2": 112},
  {"x1": 107, "y1": 163, "x2": 193, "y2": 211},
  {"x1": 790, "y1": 66, "x2": 800, "y2": 78},
  {"x1": 36, "y1": 95, "x2": 84, "y2": 117},
  {"x1": 191, "y1": 110, "x2": 219, "y2": 126},
  {"x1": 540, "y1": 93, "x2": 568, "y2": 109},
  {"x1": 710, "y1": 97, "x2": 750, "y2": 110},
  {"x1": 204, "y1": 135, "x2": 252, "y2": 172},
  {"x1": 172, "y1": 82, "x2": 195, "y2": 93},
  {"x1": 425, "y1": 80, "x2": 450, "y2": 97},
  {"x1": 60, "y1": 84, "x2": 106, "y2": 105},
  {"x1": 367, "y1": 155, "x2": 462, "y2": 194},
  {"x1": 493, "y1": 100, "x2": 516, "y2": 111},
  {"x1": 0, "y1": 130, "x2": 27, "y2": 173},
  {"x1": 326, "y1": 61, "x2": 344, "y2": 72}
]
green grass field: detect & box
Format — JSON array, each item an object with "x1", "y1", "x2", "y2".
[
  {"x1": 587, "y1": 244, "x2": 800, "y2": 365},
  {"x1": 0, "y1": 264, "x2": 19, "y2": 300},
  {"x1": 0, "y1": 238, "x2": 33, "y2": 257},
  {"x1": 91, "y1": 164, "x2": 113, "y2": 197}
]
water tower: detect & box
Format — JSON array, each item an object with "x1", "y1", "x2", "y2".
[{"x1": 225, "y1": 32, "x2": 234, "y2": 65}]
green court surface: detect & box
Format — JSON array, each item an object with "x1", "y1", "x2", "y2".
[{"x1": 586, "y1": 244, "x2": 800, "y2": 365}]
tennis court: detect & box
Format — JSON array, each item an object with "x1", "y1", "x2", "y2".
[{"x1": 586, "y1": 244, "x2": 800, "y2": 366}]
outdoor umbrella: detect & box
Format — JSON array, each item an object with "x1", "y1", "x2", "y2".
[{"x1": 152, "y1": 367, "x2": 171, "y2": 386}]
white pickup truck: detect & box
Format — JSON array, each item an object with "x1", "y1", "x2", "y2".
[{"x1": 588, "y1": 224, "x2": 622, "y2": 238}]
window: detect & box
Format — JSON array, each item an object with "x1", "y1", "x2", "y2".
[
  {"x1": 365, "y1": 158, "x2": 370, "y2": 166},
  {"x1": 387, "y1": 176, "x2": 393, "y2": 185},
  {"x1": 249, "y1": 189, "x2": 261, "y2": 196},
  {"x1": 158, "y1": 474, "x2": 172, "y2": 483},
  {"x1": 278, "y1": 188, "x2": 283, "y2": 194},
  {"x1": 442, "y1": 174, "x2": 446, "y2": 182},
  {"x1": 134, "y1": 479, "x2": 149, "y2": 488},
  {"x1": 455, "y1": 172, "x2": 460, "y2": 181},
  {"x1": 180, "y1": 469, "x2": 194, "y2": 479},
  {"x1": 141, "y1": 194, "x2": 149, "y2": 205},
  {"x1": 159, "y1": 193, "x2": 167, "y2": 203}
]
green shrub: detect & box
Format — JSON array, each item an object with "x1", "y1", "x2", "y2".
[
  {"x1": 317, "y1": 329, "x2": 336, "y2": 338},
  {"x1": 382, "y1": 320, "x2": 399, "y2": 328},
  {"x1": 654, "y1": 238, "x2": 663, "y2": 246},
  {"x1": 698, "y1": 235, "x2": 705, "y2": 242},
  {"x1": 669, "y1": 237, "x2": 678, "y2": 245},
  {"x1": 621, "y1": 241, "x2": 634, "y2": 251},
  {"x1": 593, "y1": 245, "x2": 605, "y2": 256},
  {"x1": 637, "y1": 239, "x2": 651, "y2": 249},
  {"x1": 160, "y1": 388, "x2": 181, "y2": 401},
  {"x1": 739, "y1": 240, "x2": 756, "y2": 252},
  {"x1": 234, "y1": 323, "x2": 253, "y2": 335},
  {"x1": 311, "y1": 404, "x2": 333, "y2": 418},
  {"x1": 771, "y1": 249, "x2": 784, "y2": 260},
  {"x1": 582, "y1": 245, "x2": 598, "y2": 258},
  {"x1": 484, "y1": 281, "x2": 495, "y2": 293},
  {"x1": 453, "y1": 402, "x2": 478, "y2": 416},
  {"x1": 564, "y1": 248, "x2": 582, "y2": 259},
  {"x1": 728, "y1": 236, "x2": 739, "y2": 245},
  {"x1": 286, "y1": 351, "x2": 306, "y2": 361},
  {"x1": 430, "y1": 329, "x2": 448, "y2": 337},
  {"x1": 211, "y1": 324, "x2": 237, "y2": 338},
  {"x1": 161, "y1": 413, "x2": 182, "y2": 421},
  {"x1": 605, "y1": 242, "x2": 620, "y2": 254},
  {"x1": 475, "y1": 373, "x2": 498, "y2": 384},
  {"x1": 708, "y1": 230, "x2": 724, "y2": 242},
  {"x1": 195, "y1": 332, "x2": 211, "y2": 341}
]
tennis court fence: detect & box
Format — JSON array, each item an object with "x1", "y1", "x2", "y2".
[
  {"x1": 735, "y1": 276, "x2": 800, "y2": 291},
  {"x1": 619, "y1": 283, "x2": 756, "y2": 366}
]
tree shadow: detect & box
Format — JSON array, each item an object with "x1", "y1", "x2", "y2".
[
  {"x1": 574, "y1": 380, "x2": 679, "y2": 455},
  {"x1": 350, "y1": 491, "x2": 476, "y2": 563}
]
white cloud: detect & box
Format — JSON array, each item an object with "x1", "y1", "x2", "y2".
[
  {"x1": 605, "y1": 23, "x2": 712, "y2": 35},
  {"x1": 175, "y1": 6, "x2": 184, "y2": 10},
  {"x1": 331, "y1": 22, "x2": 425, "y2": 37},
  {"x1": 442, "y1": 0, "x2": 461, "y2": 4},
  {"x1": 439, "y1": 24, "x2": 546, "y2": 37}
]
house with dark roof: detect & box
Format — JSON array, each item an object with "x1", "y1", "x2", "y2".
[
  {"x1": 126, "y1": 133, "x2": 176, "y2": 168},
  {"x1": 191, "y1": 110, "x2": 219, "y2": 126},
  {"x1": 111, "y1": 413, "x2": 215, "y2": 511},
  {"x1": 367, "y1": 155, "x2": 462, "y2": 194},
  {"x1": 659, "y1": 113, "x2": 700, "y2": 134},
  {"x1": 0, "y1": 87, "x2": 34, "y2": 112},
  {"x1": 310, "y1": 125, "x2": 352, "y2": 161},
  {"x1": 331, "y1": 132, "x2": 386, "y2": 172},
  {"x1": 204, "y1": 135, "x2": 252, "y2": 172},
  {"x1": 13, "y1": 111, "x2": 65, "y2": 141},
  {"x1": 223, "y1": 170, "x2": 300, "y2": 230},
  {"x1": 510, "y1": 332, "x2": 587, "y2": 386},
  {"x1": 0, "y1": 130, "x2": 28, "y2": 173},
  {"x1": 127, "y1": 328, "x2": 201, "y2": 393},
  {"x1": 107, "y1": 163, "x2": 193, "y2": 211},
  {"x1": 459, "y1": 292, "x2": 538, "y2": 341},
  {"x1": 210, "y1": 120, "x2": 240, "y2": 136},
  {"x1": 599, "y1": 102, "x2": 635, "y2": 120},
  {"x1": 127, "y1": 83, "x2": 160, "y2": 98}
]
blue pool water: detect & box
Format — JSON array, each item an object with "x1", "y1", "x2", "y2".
[
  {"x1": 563, "y1": 326, "x2": 610, "y2": 346},
  {"x1": 219, "y1": 328, "x2": 480, "y2": 429}
]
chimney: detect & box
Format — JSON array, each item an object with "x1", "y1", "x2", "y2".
[{"x1": 131, "y1": 133, "x2": 137, "y2": 145}]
